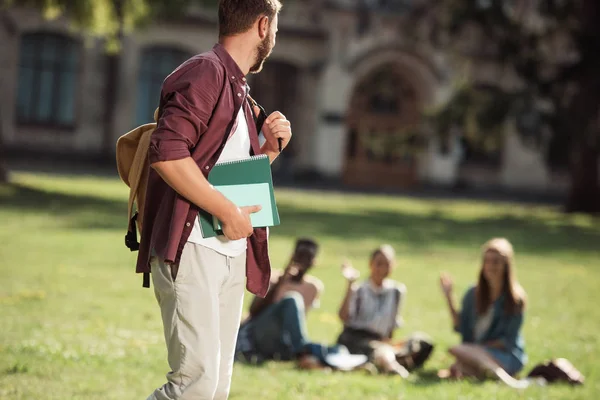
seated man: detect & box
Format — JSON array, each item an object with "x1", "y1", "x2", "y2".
[{"x1": 235, "y1": 238, "x2": 324, "y2": 364}]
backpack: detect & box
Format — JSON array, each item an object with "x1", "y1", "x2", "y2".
[
  {"x1": 393, "y1": 332, "x2": 435, "y2": 371},
  {"x1": 115, "y1": 108, "x2": 159, "y2": 252},
  {"x1": 115, "y1": 98, "x2": 267, "y2": 253},
  {"x1": 526, "y1": 358, "x2": 585, "y2": 385}
]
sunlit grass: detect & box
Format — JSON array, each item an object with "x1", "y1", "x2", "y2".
[{"x1": 1, "y1": 172, "x2": 599, "y2": 399}]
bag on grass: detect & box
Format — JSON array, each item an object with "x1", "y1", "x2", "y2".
[
  {"x1": 526, "y1": 358, "x2": 585, "y2": 385},
  {"x1": 393, "y1": 332, "x2": 435, "y2": 371}
]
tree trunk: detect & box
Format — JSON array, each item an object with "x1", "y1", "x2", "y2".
[
  {"x1": 0, "y1": 89, "x2": 7, "y2": 183},
  {"x1": 564, "y1": 0, "x2": 600, "y2": 213},
  {"x1": 0, "y1": 137, "x2": 7, "y2": 183},
  {"x1": 564, "y1": 0, "x2": 600, "y2": 214},
  {"x1": 566, "y1": 142, "x2": 600, "y2": 213}
]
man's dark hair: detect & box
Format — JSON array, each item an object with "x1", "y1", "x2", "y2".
[{"x1": 218, "y1": 0, "x2": 282, "y2": 38}]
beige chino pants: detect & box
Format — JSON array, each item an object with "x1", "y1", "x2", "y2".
[{"x1": 147, "y1": 243, "x2": 246, "y2": 400}]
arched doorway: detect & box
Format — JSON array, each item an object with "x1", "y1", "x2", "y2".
[{"x1": 344, "y1": 63, "x2": 422, "y2": 189}]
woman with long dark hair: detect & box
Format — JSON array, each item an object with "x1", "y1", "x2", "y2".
[{"x1": 439, "y1": 238, "x2": 529, "y2": 388}]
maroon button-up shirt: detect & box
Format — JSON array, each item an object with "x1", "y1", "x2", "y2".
[{"x1": 136, "y1": 44, "x2": 271, "y2": 297}]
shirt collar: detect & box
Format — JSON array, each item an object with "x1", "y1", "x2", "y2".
[
  {"x1": 368, "y1": 278, "x2": 392, "y2": 294},
  {"x1": 212, "y1": 43, "x2": 248, "y2": 85}
]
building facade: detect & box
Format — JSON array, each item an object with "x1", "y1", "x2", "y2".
[{"x1": 0, "y1": 1, "x2": 570, "y2": 193}]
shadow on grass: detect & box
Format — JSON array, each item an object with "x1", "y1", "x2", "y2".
[
  {"x1": 410, "y1": 369, "x2": 444, "y2": 387},
  {"x1": 273, "y1": 207, "x2": 600, "y2": 256},
  {"x1": 0, "y1": 182, "x2": 127, "y2": 230},
  {"x1": 411, "y1": 369, "x2": 488, "y2": 387},
  {"x1": 1, "y1": 182, "x2": 599, "y2": 255}
]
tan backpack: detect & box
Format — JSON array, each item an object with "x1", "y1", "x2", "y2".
[
  {"x1": 115, "y1": 109, "x2": 159, "y2": 251},
  {"x1": 115, "y1": 97, "x2": 267, "y2": 253}
]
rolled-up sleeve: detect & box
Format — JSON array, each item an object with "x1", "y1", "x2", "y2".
[{"x1": 149, "y1": 60, "x2": 224, "y2": 164}]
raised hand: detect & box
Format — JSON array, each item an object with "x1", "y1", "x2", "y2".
[
  {"x1": 440, "y1": 272, "x2": 454, "y2": 297},
  {"x1": 341, "y1": 260, "x2": 360, "y2": 283},
  {"x1": 282, "y1": 263, "x2": 300, "y2": 280}
]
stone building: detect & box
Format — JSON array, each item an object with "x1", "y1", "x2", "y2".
[{"x1": 0, "y1": 1, "x2": 569, "y2": 193}]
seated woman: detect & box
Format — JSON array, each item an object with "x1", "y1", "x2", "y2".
[
  {"x1": 336, "y1": 245, "x2": 414, "y2": 377},
  {"x1": 235, "y1": 238, "x2": 323, "y2": 364},
  {"x1": 235, "y1": 238, "x2": 367, "y2": 371},
  {"x1": 439, "y1": 237, "x2": 529, "y2": 388}
]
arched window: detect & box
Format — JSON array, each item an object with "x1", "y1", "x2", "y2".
[
  {"x1": 16, "y1": 32, "x2": 80, "y2": 127},
  {"x1": 135, "y1": 46, "x2": 192, "y2": 126}
]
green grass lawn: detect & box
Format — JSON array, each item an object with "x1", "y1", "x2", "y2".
[{"x1": 1, "y1": 172, "x2": 599, "y2": 400}]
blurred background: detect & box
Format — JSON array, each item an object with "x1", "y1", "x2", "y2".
[
  {"x1": 1, "y1": 0, "x2": 598, "y2": 211},
  {"x1": 0, "y1": 1, "x2": 599, "y2": 399}
]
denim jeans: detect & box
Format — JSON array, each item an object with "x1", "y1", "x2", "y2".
[{"x1": 251, "y1": 292, "x2": 309, "y2": 360}]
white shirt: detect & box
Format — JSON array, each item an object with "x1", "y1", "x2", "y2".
[
  {"x1": 187, "y1": 105, "x2": 250, "y2": 256},
  {"x1": 346, "y1": 279, "x2": 406, "y2": 339},
  {"x1": 474, "y1": 306, "x2": 495, "y2": 342}
]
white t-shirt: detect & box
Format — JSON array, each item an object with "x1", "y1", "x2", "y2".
[
  {"x1": 346, "y1": 279, "x2": 406, "y2": 339},
  {"x1": 187, "y1": 105, "x2": 250, "y2": 256}
]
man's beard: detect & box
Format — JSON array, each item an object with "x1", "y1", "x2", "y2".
[{"x1": 249, "y1": 33, "x2": 273, "y2": 74}]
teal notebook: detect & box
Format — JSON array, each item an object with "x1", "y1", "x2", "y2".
[{"x1": 198, "y1": 154, "x2": 280, "y2": 238}]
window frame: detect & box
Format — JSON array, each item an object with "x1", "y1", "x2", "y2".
[
  {"x1": 15, "y1": 31, "x2": 82, "y2": 131},
  {"x1": 134, "y1": 45, "x2": 193, "y2": 126}
]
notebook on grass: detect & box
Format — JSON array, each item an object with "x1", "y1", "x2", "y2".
[{"x1": 198, "y1": 154, "x2": 280, "y2": 238}]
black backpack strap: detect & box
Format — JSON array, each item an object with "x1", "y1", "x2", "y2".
[
  {"x1": 143, "y1": 272, "x2": 150, "y2": 288},
  {"x1": 247, "y1": 95, "x2": 267, "y2": 133},
  {"x1": 123, "y1": 212, "x2": 149, "y2": 288},
  {"x1": 124, "y1": 212, "x2": 140, "y2": 251}
]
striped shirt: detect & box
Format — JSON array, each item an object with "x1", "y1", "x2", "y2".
[{"x1": 346, "y1": 279, "x2": 406, "y2": 339}]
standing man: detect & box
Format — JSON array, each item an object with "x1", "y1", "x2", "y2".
[{"x1": 138, "y1": 1, "x2": 289, "y2": 399}]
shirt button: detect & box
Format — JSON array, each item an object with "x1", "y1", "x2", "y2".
[
  {"x1": 232, "y1": 76, "x2": 235, "y2": 80},
  {"x1": 242, "y1": 77, "x2": 246, "y2": 81},
  {"x1": 205, "y1": 166, "x2": 209, "y2": 170},
  {"x1": 237, "y1": 92, "x2": 242, "y2": 97},
  {"x1": 186, "y1": 222, "x2": 191, "y2": 227}
]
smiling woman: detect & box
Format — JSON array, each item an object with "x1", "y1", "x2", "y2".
[{"x1": 439, "y1": 238, "x2": 529, "y2": 388}]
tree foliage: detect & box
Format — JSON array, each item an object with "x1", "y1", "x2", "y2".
[
  {"x1": 2, "y1": 0, "x2": 218, "y2": 47},
  {"x1": 424, "y1": 0, "x2": 600, "y2": 212}
]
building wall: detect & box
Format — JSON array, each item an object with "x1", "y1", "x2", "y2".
[
  {"x1": 310, "y1": 8, "x2": 448, "y2": 182},
  {"x1": 0, "y1": 4, "x2": 571, "y2": 195},
  {"x1": 1, "y1": 8, "x2": 106, "y2": 155}
]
